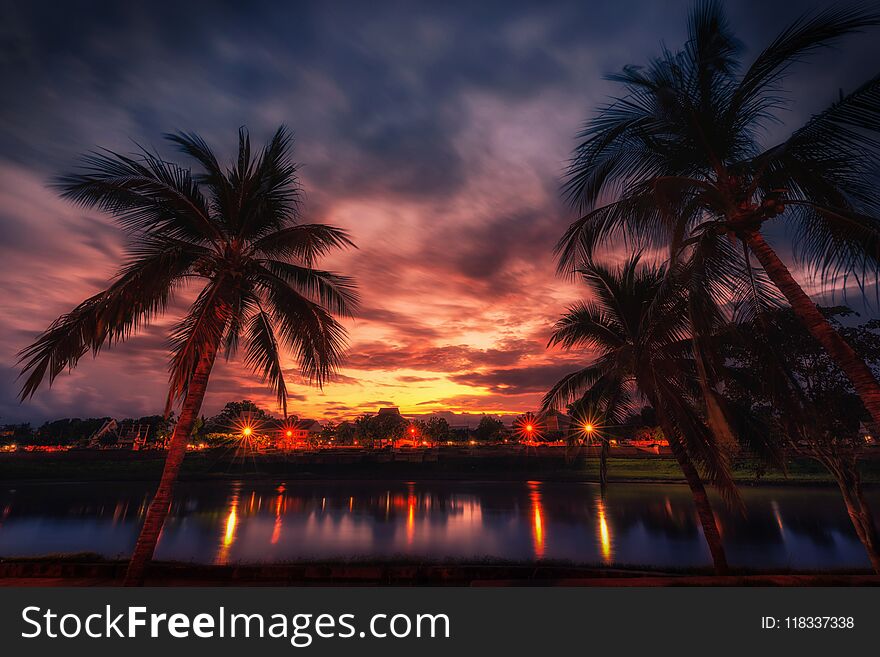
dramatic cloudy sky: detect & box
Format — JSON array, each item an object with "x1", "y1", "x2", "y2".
[{"x1": 1, "y1": 0, "x2": 878, "y2": 424}]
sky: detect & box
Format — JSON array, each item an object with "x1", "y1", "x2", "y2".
[{"x1": 1, "y1": 0, "x2": 878, "y2": 425}]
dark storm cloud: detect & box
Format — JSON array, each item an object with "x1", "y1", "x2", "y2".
[
  {"x1": 451, "y1": 362, "x2": 583, "y2": 395},
  {"x1": 353, "y1": 307, "x2": 442, "y2": 340},
  {"x1": 344, "y1": 338, "x2": 542, "y2": 371},
  {"x1": 397, "y1": 375, "x2": 440, "y2": 383},
  {"x1": 0, "y1": 0, "x2": 599, "y2": 195},
  {"x1": 445, "y1": 207, "x2": 565, "y2": 296}
]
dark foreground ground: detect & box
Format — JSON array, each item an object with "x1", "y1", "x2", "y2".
[
  {"x1": 3, "y1": 446, "x2": 880, "y2": 484},
  {"x1": 1, "y1": 559, "x2": 878, "y2": 587}
]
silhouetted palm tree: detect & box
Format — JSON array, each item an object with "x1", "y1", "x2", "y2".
[
  {"x1": 557, "y1": 1, "x2": 880, "y2": 428},
  {"x1": 543, "y1": 256, "x2": 739, "y2": 573},
  {"x1": 18, "y1": 127, "x2": 358, "y2": 585}
]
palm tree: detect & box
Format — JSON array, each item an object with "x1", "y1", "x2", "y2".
[
  {"x1": 18, "y1": 127, "x2": 358, "y2": 585},
  {"x1": 542, "y1": 256, "x2": 741, "y2": 574},
  {"x1": 557, "y1": 1, "x2": 880, "y2": 429}
]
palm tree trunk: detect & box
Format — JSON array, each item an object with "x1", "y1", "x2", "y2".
[
  {"x1": 839, "y1": 483, "x2": 880, "y2": 575},
  {"x1": 823, "y1": 457, "x2": 880, "y2": 574},
  {"x1": 746, "y1": 230, "x2": 880, "y2": 430},
  {"x1": 599, "y1": 439, "x2": 609, "y2": 490},
  {"x1": 667, "y1": 434, "x2": 729, "y2": 575},
  {"x1": 122, "y1": 343, "x2": 218, "y2": 586},
  {"x1": 648, "y1": 394, "x2": 729, "y2": 574}
]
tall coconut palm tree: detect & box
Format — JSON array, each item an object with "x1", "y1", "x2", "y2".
[
  {"x1": 543, "y1": 255, "x2": 755, "y2": 574},
  {"x1": 18, "y1": 127, "x2": 358, "y2": 585},
  {"x1": 557, "y1": 1, "x2": 880, "y2": 428}
]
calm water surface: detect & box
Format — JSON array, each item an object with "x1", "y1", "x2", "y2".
[{"x1": 0, "y1": 480, "x2": 875, "y2": 570}]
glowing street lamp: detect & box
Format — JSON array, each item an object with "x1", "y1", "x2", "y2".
[
  {"x1": 229, "y1": 414, "x2": 264, "y2": 454},
  {"x1": 514, "y1": 413, "x2": 543, "y2": 443},
  {"x1": 286, "y1": 430, "x2": 293, "y2": 438},
  {"x1": 583, "y1": 423, "x2": 595, "y2": 435}
]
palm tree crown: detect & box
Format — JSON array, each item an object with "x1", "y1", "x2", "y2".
[
  {"x1": 18, "y1": 126, "x2": 357, "y2": 417},
  {"x1": 557, "y1": 0, "x2": 880, "y2": 428},
  {"x1": 543, "y1": 255, "x2": 740, "y2": 497},
  {"x1": 559, "y1": 2, "x2": 879, "y2": 277}
]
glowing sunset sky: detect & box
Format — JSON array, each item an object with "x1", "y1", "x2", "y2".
[{"x1": 1, "y1": 0, "x2": 878, "y2": 423}]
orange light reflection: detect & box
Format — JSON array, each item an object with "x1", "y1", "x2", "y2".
[
  {"x1": 596, "y1": 497, "x2": 613, "y2": 564},
  {"x1": 224, "y1": 507, "x2": 237, "y2": 547},
  {"x1": 271, "y1": 485, "x2": 285, "y2": 545},
  {"x1": 216, "y1": 485, "x2": 241, "y2": 564},
  {"x1": 406, "y1": 484, "x2": 417, "y2": 545},
  {"x1": 527, "y1": 481, "x2": 545, "y2": 559}
]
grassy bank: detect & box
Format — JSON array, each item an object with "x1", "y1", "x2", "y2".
[{"x1": 2, "y1": 449, "x2": 879, "y2": 484}]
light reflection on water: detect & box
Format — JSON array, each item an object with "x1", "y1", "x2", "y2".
[
  {"x1": 596, "y1": 497, "x2": 612, "y2": 564},
  {"x1": 0, "y1": 480, "x2": 876, "y2": 570},
  {"x1": 215, "y1": 483, "x2": 240, "y2": 564},
  {"x1": 527, "y1": 481, "x2": 544, "y2": 559},
  {"x1": 270, "y1": 484, "x2": 285, "y2": 546}
]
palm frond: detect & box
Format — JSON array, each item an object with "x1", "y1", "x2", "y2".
[
  {"x1": 256, "y1": 272, "x2": 348, "y2": 387},
  {"x1": 244, "y1": 307, "x2": 289, "y2": 417},
  {"x1": 256, "y1": 260, "x2": 359, "y2": 318},
  {"x1": 55, "y1": 147, "x2": 222, "y2": 244},
  {"x1": 732, "y1": 6, "x2": 880, "y2": 123},
  {"x1": 785, "y1": 201, "x2": 880, "y2": 286},
  {"x1": 541, "y1": 364, "x2": 608, "y2": 411},
  {"x1": 165, "y1": 130, "x2": 236, "y2": 225},
  {"x1": 235, "y1": 126, "x2": 301, "y2": 240},
  {"x1": 250, "y1": 224, "x2": 355, "y2": 264},
  {"x1": 222, "y1": 288, "x2": 259, "y2": 360},
  {"x1": 18, "y1": 240, "x2": 202, "y2": 399},
  {"x1": 548, "y1": 301, "x2": 624, "y2": 352}
]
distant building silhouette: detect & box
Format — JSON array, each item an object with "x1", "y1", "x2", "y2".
[{"x1": 541, "y1": 410, "x2": 573, "y2": 433}]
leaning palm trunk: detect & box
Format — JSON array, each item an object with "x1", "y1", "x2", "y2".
[
  {"x1": 123, "y1": 344, "x2": 218, "y2": 586},
  {"x1": 662, "y1": 423, "x2": 729, "y2": 575},
  {"x1": 746, "y1": 231, "x2": 880, "y2": 431},
  {"x1": 837, "y1": 474, "x2": 880, "y2": 574},
  {"x1": 809, "y1": 450, "x2": 880, "y2": 574}
]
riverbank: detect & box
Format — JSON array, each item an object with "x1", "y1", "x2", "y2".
[
  {"x1": 2, "y1": 448, "x2": 879, "y2": 485},
  {"x1": 1, "y1": 558, "x2": 877, "y2": 587}
]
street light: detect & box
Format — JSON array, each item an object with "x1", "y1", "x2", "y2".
[{"x1": 242, "y1": 426, "x2": 253, "y2": 437}]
